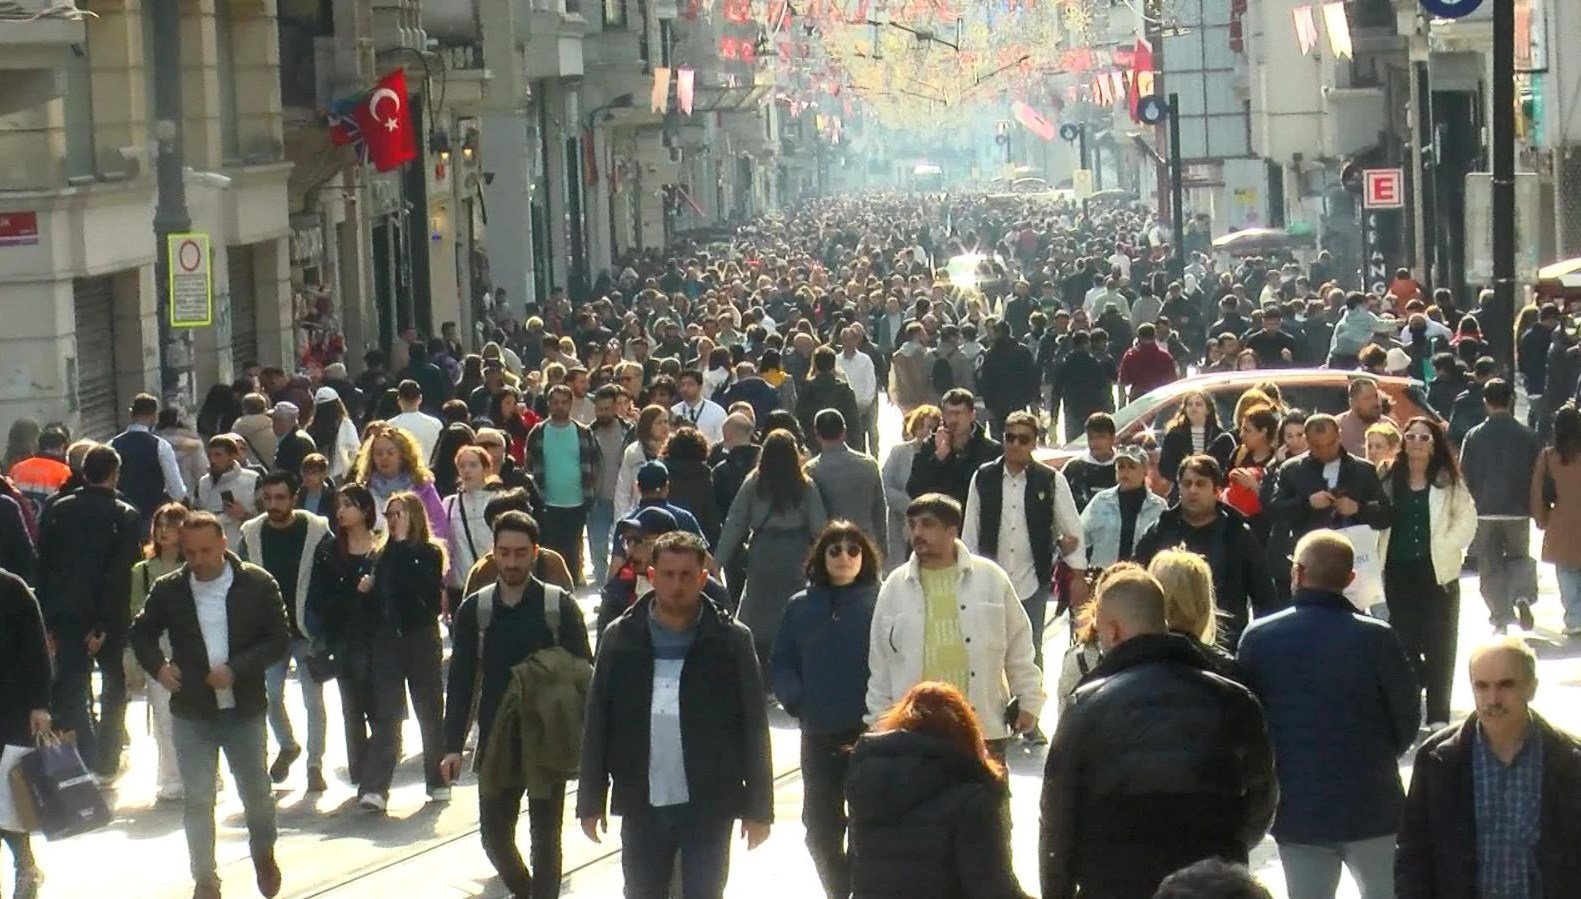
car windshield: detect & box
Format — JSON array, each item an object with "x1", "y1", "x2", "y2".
[{"x1": 1063, "y1": 389, "x2": 1171, "y2": 449}]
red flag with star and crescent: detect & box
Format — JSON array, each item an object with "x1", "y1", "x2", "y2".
[{"x1": 355, "y1": 70, "x2": 418, "y2": 172}]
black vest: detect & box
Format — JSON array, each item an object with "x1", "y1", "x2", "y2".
[
  {"x1": 974, "y1": 459, "x2": 1056, "y2": 591},
  {"x1": 109, "y1": 428, "x2": 168, "y2": 521}
]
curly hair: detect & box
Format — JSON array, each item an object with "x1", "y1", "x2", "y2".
[
  {"x1": 662, "y1": 426, "x2": 710, "y2": 464},
  {"x1": 351, "y1": 422, "x2": 434, "y2": 486}
]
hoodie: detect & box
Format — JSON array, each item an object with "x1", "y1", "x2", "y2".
[{"x1": 1329, "y1": 306, "x2": 1382, "y2": 358}]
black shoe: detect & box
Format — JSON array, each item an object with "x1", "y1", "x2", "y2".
[
  {"x1": 269, "y1": 746, "x2": 301, "y2": 784},
  {"x1": 306, "y1": 767, "x2": 328, "y2": 793},
  {"x1": 1516, "y1": 599, "x2": 1535, "y2": 632},
  {"x1": 1022, "y1": 728, "x2": 1049, "y2": 747}
]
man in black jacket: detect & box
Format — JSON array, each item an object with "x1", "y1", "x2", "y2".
[
  {"x1": 906, "y1": 388, "x2": 1003, "y2": 505},
  {"x1": 442, "y1": 512, "x2": 592, "y2": 899},
  {"x1": 578, "y1": 531, "x2": 772, "y2": 899},
  {"x1": 129, "y1": 512, "x2": 290, "y2": 899},
  {"x1": 978, "y1": 321, "x2": 1039, "y2": 438},
  {"x1": 1265, "y1": 414, "x2": 1391, "y2": 594},
  {"x1": 37, "y1": 444, "x2": 142, "y2": 779},
  {"x1": 1051, "y1": 331, "x2": 1116, "y2": 443},
  {"x1": 1396, "y1": 637, "x2": 1581, "y2": 899},
  {"x1": 1137, "y1": 454, "x2": 1278, "y2": 645},
  {"x1": 1039, "y1": 565, "x2": 1277, "y2": 899}
]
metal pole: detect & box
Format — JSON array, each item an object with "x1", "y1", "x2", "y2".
[
  {"x1": 1169, "y1": 92, "x2": 1185, "y2": 281},
  {"x1": 1078, "y1": 124, "x2": 1090, "y2": 219},
  {"x1": 1490, "y1": 0, "x2": 1516, "y2": 371},
  {"x1": 150, "y1": 0, "x2": 192, "y2": 409}
]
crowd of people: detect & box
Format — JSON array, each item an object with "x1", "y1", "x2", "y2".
[{"x1": 2, "y1": 190, "x2": 1581, "y2": 899}]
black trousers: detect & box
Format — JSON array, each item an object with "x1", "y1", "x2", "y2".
[
  {"x1": 94, "y1": 629, "x2": 129, "y2": 775},
  {"x1": 480, "y1": 780, "x2": 566, "y2": 899},
  {"x1": 802, "y1": 728, "x2": 863, "y2": 899},
  {"x1": 1384, "y1": 557, "x2": 1459, "y2": 723},
  {"x1": 540, "y1": 505, "x2": 587, "y2": 586},
  {"x1": 397, "y1": 628, "x2": 447, "y2": 791}
]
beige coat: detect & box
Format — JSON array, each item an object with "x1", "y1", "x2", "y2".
[{"x1": 1532, "y1": 448, "x2": 1581, "y2": 569}]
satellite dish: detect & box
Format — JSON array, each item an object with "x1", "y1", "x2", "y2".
[{"x1": 1137, "y1": 95, "x2": 1169, "y2": 125}]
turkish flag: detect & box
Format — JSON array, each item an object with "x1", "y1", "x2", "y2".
[{"x1": 356, "y1": 70, "x2": 418, "y2": 172}]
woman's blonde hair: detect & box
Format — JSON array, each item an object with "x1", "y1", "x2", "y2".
[
  {"x1": 904, "y1": 403, "x2": 943, "y2": 439},
  {"x1": 384, "y1": 490, "x2": 446, "y2": 566},
  {"x1": 351, "y1": 423, "x2": 433, "y2": 486},
  {"x1": 1148, "y1": 549, "x2": 1219, "y2": 646}
]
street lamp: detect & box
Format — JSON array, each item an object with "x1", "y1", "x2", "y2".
[{"x1": 584, "y1": 92, "x2": 636, "y2": 131}]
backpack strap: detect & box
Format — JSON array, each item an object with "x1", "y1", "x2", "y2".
[
  {"x1": 456, "y1": 491, "x2": 479, "y2": 560},
  {"x1": 544, "y1": 583, "x2": 564, "y2": 644}
]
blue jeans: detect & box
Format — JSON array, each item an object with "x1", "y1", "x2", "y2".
[
  {"x1": 620, "y1": 803, "x2": 734, "y2": 899},
  {"x1": 1557, "y1": 564, "x2": 1581, "y2": 632},
  {"x1": 171, "y1": 711, "x2": 277, "y2": 885},
  {"x1": 264, "y1": 637, "x2": 327, "y2": 770},
  {"x1": 588, "y1": 497, "x2": 616, "y2": 585},
  {"x1": 1277, "y1": 835, "x2": 1396, "y2": 899},
  {"x1": 1021, "y1": 587, "x2": 1050, "y2": 673}
]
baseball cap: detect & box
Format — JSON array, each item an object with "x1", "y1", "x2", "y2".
[
  {"x1": 269, "y1": 402, "x2": 300, "y2": 421},
  {"x1": 617, "y1": 506, "x2": 679, "y2": 539},
  {"x1": 636, "y1": 460, "x2": 670, "y2": 491},
  {"x1": 313, "y1": 386, "x2": 339, "y2": 405}
]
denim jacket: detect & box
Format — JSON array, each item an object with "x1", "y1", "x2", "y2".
[{"x1": 1080, "y1": 485, "x2": 1167, "y2": 569}]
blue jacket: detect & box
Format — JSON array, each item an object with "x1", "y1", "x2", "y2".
[
  {"x1": 1237, "y1": 588, "x2": 1420, "y2": 843},
  {"x1": 771, "y1": 582, "x2": 877, "y2": 735}
]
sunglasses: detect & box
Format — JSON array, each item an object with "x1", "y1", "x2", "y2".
[
  {"x1": 1403, "y1": 432, "x2": 1434, "y2": 443},
  {"x1": 825, "y1": 543, "x2": 862, "y2": 559},
  {"x1": 1004, "y1": 432, "x2": 1037, "y2": 446}
]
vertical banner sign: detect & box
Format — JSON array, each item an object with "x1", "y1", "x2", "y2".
[{"x1": 168, "y1": 233, "x2": 213, "y2": 328}]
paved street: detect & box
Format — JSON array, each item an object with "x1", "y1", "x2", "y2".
[{"x1": 33, "y1": 401, "x2": 1581, "y2": 898}]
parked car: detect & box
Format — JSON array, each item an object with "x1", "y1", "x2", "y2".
[{"x1": 1037, "y1": 369, "x2": 1440, "y2": 468}]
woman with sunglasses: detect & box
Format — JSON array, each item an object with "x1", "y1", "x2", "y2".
[
  {"x1": 770, "y1": 522, "x2": 881, "y2": 899},
  {"x1": 1378, "y1": 417, "x2": 1477, "y2": 730}
]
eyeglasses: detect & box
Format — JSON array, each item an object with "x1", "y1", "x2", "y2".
[
  {"x1": 1404, "y1": 432, "x2": 1434, "y2": 443},
  {"x1": 825, "y1": 543, "x2": 862, "y2": 559},
  {"x1": 1003, "y1": 432, "x2": 1036, "y2": 446}
]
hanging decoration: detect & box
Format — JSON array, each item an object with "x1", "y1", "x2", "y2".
[
  {"x1": 677, "y1": 67, "x2": 696, "y2": 114},
  {"x1": 651, "y1": 66, "x2": 672, "y2": 112},
  {"x1": 1321, "y1": 2, "x2": 1353, "y2": 58},
  {"x1": 1010, "y1": 100, "x2": 1056, "y2": 140},
  {"x1": 1292, "y1": 6, "x2": 1319, "y2": 55}
]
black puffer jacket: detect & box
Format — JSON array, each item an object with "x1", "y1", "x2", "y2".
[
  {"x1": 846, "y1": 730, "x2": 1028, "y2": 899},
  {"x1": 0, "y1": 569, "x2": 50, "y2": 746},
  {"x1": 1039, "y1": 633, "x2": 1277, "y2": 899}
]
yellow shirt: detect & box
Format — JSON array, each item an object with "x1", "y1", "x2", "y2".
[{"x1": 919, "y1": 565, "x2": 970, "y2": 695}]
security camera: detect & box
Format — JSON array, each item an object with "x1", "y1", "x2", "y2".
[{"x1": 183, "y1": 168, "x2": 233, "y2": 190}]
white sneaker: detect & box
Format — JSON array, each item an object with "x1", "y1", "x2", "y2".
[
  {"x1": 428, "y1": 787, "x2": 452, "y2": 803},
  {"x1": 359, "y1": 792, "x2": 387, "y2": 812}
]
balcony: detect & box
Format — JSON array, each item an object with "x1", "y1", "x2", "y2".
[
  {"x1": 523, "y1": 0, "x2": 586, "y2": 79},
  {"x1": 0, "y1": 1, "x2": 87, "y2": 116}
]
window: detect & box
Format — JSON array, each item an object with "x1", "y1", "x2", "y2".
[
  {"x1": 604, "y1": 0, "x2": 627, "y2": 27},
  {"x1": 215, "y1": 0, "x2": 241, "y2": 162}
]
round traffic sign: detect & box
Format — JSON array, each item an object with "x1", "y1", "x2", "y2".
[
  {"x1": 1059, "y1": 123, "x2": 1081, "y2": 143},
  {"x1": 1137, "y1": 95, "x2": 1169, "y2": 125},
  {"x1": 177, "y1": 239, "x2": 203, "y2": 272},
  {"x1": 1419, "y1": 0, "x2": 1482, "y2": 18}
]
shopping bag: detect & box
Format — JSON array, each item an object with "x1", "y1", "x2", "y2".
[
  {"x1": 0, "y1": 745, "x2": 37, "y2": 833},
  {"x1": 11, "y1": 738, "x2": 111, "y2": 839},
  {"x1": 1336, "y1": 524, "x2": 1383, "y2": 612}
]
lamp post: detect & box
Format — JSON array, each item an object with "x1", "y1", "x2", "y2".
[
  {"x1": 582, "y1": 93, "x2": 635, "y2": 281},
  {"x1": 1489, "y1": 0, "x2": 1516, "y2": 370},
  {"x1": 150, "y1": 0, "x2": 192, "y2": 409}
]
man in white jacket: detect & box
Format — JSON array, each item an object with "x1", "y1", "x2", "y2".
[{"x1": 866, "y1": 493, "x2": 1046, "y2": 761}]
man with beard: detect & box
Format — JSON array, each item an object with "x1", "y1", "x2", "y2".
[
  {"x1": 906, "y1": 389, "x2": 1002, "y2": 506},
  {"x1": 1336, "y1": 377, "x2": 1393, "y2": 455},
  {"x1": 443, "y1": 512, "x2": 592, "y2": 899}
]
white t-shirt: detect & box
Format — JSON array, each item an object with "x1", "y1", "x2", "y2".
[
  {"x1": 388, "y1": 410, "x2": 443, "y2": 463},
  {"x1": 671, "y1": 400, "x2": 728, "y2": 445},
  {"x1": 191, "y1": 565, "x2": 237, "y2": 710}
]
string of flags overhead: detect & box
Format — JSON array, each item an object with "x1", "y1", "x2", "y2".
[{"x1": 651, "y1": 67, "x2": 699, "y2": 114}]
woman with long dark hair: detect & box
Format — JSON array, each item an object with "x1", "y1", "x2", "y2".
[
  {"x1": 488, "y1": 386, "x2": 539, "y2": 464},
  {"x1": 716, "y1": 429, "x2": 829, "y2": 672},
  {"x1": 771, "y1": 522, "x2": 881, "y2": 899},
  {"x1": 844, "y1": 681, "x2": 1025, "y2": 899},
  {"x1": 1533, "y1": 403, "x2": 1581, "y2": 636},
  {"x1": 1223, "y1": 406, "x2": 1280, "y2": 543},
  {"x1": 1157, "y1": 389, "x2": 1236, "y2": 490},
  {"x1": 306, "y1": 484, "x2": 384, "y2": 802},
  {"x1": 1378, "y1": 416, "x2": 1477, "y2": 728},
  {"x1": 308, "y1": 388, "x2": 361, "y2": 480}
]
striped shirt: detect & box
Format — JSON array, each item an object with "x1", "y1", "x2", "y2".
[{"x1": 1473, "y1": 721, "x2": 1543, "y2": 899}]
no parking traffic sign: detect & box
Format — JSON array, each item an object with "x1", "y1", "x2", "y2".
[{"x1": 168, "y1": 233, "x2": 212, "y2": 328}]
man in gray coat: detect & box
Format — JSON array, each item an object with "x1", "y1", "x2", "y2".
[{"x1": 805, "y1": 409, "x2": 888, "y2": 551}]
